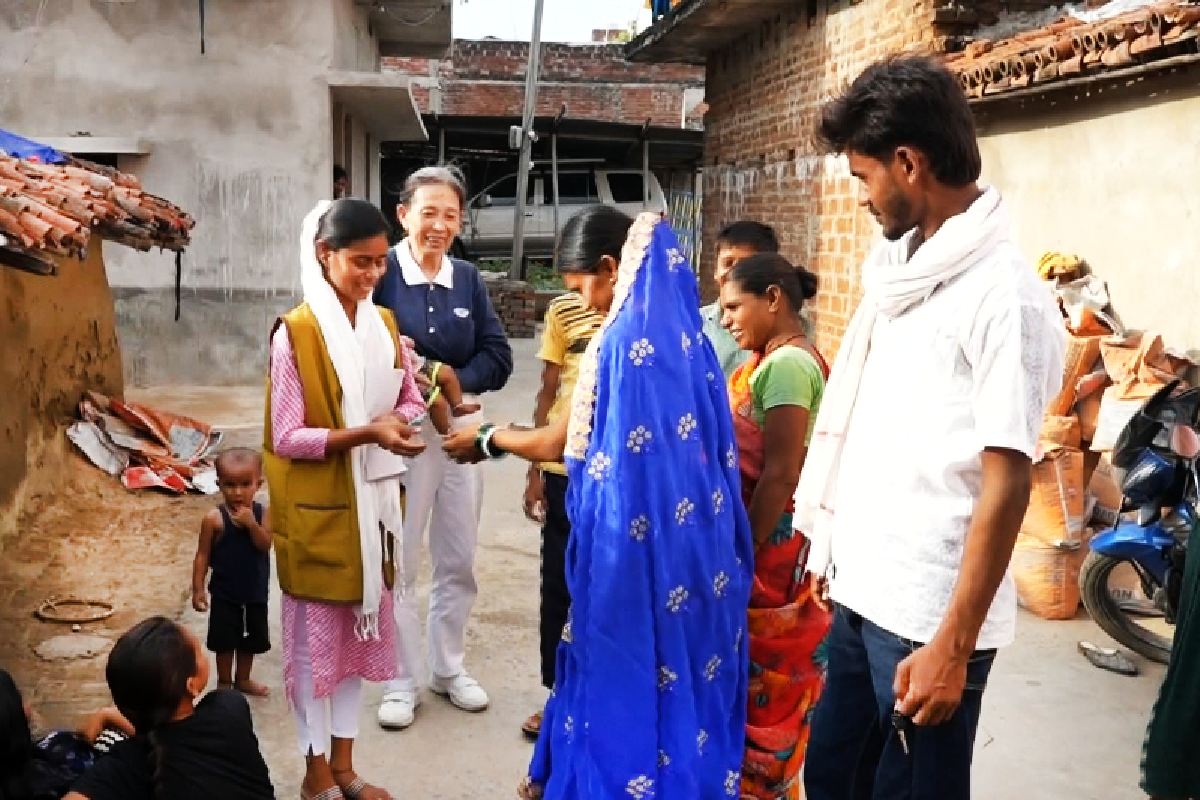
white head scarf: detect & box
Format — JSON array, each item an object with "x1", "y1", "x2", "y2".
[{"x1": 299, "y1": 200, "x2": 402, "y2": 639}]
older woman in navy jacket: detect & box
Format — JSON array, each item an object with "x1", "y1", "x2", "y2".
[{"x1": 373, "y1": 166, "x2": 513, "y2": 729}]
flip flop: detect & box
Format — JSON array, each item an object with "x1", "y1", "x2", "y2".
[{"x1": 1078, "y1": 641, "x2": 1139, "y2": 676}]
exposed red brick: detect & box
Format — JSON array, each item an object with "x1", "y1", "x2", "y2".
[
  {"x1": 700, "y1": 0, "x2": 940, "y2": 356},
  {"x1": 384, "y1": 39, "x2": 704, "y2": 127}
]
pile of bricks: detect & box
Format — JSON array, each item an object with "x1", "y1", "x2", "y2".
[{"x1": 484, "y1": 275, "x2": 538, "y2": 339}]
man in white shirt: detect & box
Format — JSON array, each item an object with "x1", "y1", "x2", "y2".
[{"x1": 799, "y1": 56, "x2": 1065, "y2": 800}]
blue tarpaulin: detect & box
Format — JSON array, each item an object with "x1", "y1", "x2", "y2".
[{"x1": 0, "y1": 129, "x2": 67, "y2": 164}]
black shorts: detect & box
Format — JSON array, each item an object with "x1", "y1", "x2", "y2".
[{"x1": 206, "y1": 598, "x2": 270, "y2": 655}]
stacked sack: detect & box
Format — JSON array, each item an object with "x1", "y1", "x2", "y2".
[{"x1": 1013, "y1": 253, "x2": 1195, "y2": 619}]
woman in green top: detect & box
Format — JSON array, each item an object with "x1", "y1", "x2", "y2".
[{"x1": 720, "y1": 253, "x2": 832, "y2": 800}]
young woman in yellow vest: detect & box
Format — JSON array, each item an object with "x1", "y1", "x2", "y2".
[{"x1": 263, "y1": 198, "x2": 427, "y2": 800}]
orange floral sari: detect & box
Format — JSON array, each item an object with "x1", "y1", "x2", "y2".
[{"x1": 729, "y1": 348, "x2": 833, "y2": 800}]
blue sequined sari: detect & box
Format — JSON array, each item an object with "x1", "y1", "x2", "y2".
[{"x1": 528, "y1": 214, "x2": 754, "y2": 799}]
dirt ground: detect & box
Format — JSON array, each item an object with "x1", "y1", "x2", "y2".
[
  {"x1": 0, "y1": 458, "x2": 210, "y2": 729},
  {"x1": 0, "y1": 339, "x2": 1176, "y2": 799}
]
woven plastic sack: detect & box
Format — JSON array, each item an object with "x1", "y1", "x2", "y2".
[
  {"x1": 1040, "y1": 415, "x2": 1082, "y2": 451},
  {"x1": 1012, "y1": 531, "x2": 1089, "y2": 620},
  {"x1": 1014, "y1": 448, "x2": 1088, "y2": 620}
]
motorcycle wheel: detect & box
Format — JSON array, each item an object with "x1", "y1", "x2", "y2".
[{"x1": 1079, "y1": 551, "x2": 1172, "y2": 664}]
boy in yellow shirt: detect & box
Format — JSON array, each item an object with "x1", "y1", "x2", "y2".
[{"x1": 521, "y1": 291, "x2": 604, "y2": 739}]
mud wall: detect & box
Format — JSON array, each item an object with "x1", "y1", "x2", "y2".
[
  {"x1": 0, "y1": 0, "x2": 378, "y2": 385},
  {"x1": 0, "y1": 249, "x2": 124, "y2": 549}
]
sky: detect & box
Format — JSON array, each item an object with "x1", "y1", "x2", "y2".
[{"x1": 452, "y1": 0, "x2": 650, "y2": 43}]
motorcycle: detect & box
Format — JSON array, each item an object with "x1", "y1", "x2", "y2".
[{"x1": 1079, "y1": 380, "x2": 1200, "y2": 664}]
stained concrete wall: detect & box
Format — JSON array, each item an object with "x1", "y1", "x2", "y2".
[
  {"x1": 975, "y1": 68, "x2": 1200, "y2": 357},
  {"x1": 0, "y1": 0, "x2": 382, "y2": 386},
  {"x1": 0, "y1": 250, "x2": 124, "y2": 549}
]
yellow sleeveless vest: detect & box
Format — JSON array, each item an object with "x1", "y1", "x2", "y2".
[{"x1": 263, "y1": 302, "x2": 402, "y2": 604}]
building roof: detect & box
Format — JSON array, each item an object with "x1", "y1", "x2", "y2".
[
  {"x1": 624, "y1": 0, "x2": 801, "y2": 65},
  {"x1": 370, "y1": 0, "x2": 453, "y2": 59},
  {"x1": 385, "y1": 114, "x2": 705, "y2": 170},
  {"x1": 0, "y1": 154, "x2": 194, "y2": 269},
  {"x1": 946, "y1": 0, "x2": 1200, "y2": 104}
]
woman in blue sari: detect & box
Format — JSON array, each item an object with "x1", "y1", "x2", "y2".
[{"x1": 444, "y1": 206, "x2": 753, "y2": 799}]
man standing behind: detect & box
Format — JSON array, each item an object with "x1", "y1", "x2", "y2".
[
  {"x1": 520, "y1": 290, "x2": 604, "y2": 740},
  {"x1": 797, "y1": 55, "x2": 1065, "y2": 800},
  {"x1": 700, "y1": 221, "x2": 780, "y2": 380}
]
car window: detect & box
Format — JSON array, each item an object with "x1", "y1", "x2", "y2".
[
  {"x1": 607, "y1": 173, "x2": 646, "y2": 204},
  {"x1": 548, "y1": 172, "x2": 599, "y2": 205},
  {"x1": 480, "y1": 176, "x2": 534, "y2": 208}
]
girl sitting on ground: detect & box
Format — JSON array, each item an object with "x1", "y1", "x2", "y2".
[
  {"x1": 0, "y1": 668, "x2": 132, "y2": 800},
  {"x1": 65, "y1": 616, "x2": 275, "y2": 800}
]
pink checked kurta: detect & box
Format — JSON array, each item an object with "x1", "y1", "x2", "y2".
[{"x1": 271, "y1": 323, "x2": 426, "y2": 702}]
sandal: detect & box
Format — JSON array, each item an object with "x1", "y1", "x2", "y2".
[
  {"x1": 521, "y1": 711, "x2": 542, "y2": 741},
  {"x1": 332, "y1": 769, "x2": 392, "y2": 800},
  {"x1": 300, "y1": 787, "x2": 345, "y2": 800},
  {"x1": 1078, "y1": 640, "x2": 1139, "y2": 676},
  {"x1": 518, "y1": 777, "x2": 544, "y2": 800}
]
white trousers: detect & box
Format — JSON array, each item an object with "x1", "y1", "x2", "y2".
[
  {"x1": 291, "y1": 613, "x2": 362, "y2": 757},
  {"x1": 388, "y1": 413, "x2": 484, "y2": 691}
]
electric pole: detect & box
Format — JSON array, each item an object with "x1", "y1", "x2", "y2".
[{"x1": 509, "y1": 0, "x2": 545, "y2": 280}]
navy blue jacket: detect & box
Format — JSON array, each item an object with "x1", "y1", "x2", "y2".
[{"x1": 374, "y1": 250, "x2": 513, "y2": 395}]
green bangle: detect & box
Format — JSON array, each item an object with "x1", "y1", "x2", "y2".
[
  {"x1": 426, "y1": 386, "x2": 443, "y2": 406},
  {"x1": 475, "y1": 422, "x2": 495, "y2": 457},
  {"x1": 481, "y1": 425, "x2": 507, "y2": 459}
]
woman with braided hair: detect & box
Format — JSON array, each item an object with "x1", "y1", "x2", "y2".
[{"x1": 65, "y1": 616, "x2": 274, "y2": 800}]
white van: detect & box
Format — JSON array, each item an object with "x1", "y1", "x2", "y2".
[{"x1": 461, "y1": 168, "x2": 667, "y2": 261}]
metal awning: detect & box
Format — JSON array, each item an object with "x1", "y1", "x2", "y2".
[
  {"x1": 327, "y1": 72, "x2": 428, "y2": 142},
  {"x1": 357, "y1": 0, "x2": 453, "y2": 58},
  {"x1": 625, "y1": 0, "x2": 802, "y2": 65},
  {"x1": 384, "y1": 114, "x2": 704, "y2": 170}
]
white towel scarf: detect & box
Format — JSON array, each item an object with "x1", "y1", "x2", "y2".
[
  {"x1": 794, "y1": 187, "x2": 1010, "y2": 578},
  {"x1": 299, "y1": 201, "x2": 403, "y2": 640}
]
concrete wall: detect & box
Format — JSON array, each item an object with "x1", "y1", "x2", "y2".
[
  {"x1": 0, "y1": 250, "x2": 124, "y2": 549},
  {"x1": 0, "y1": 0, "x2": 381, "y2": 386},
  {"x1": 386, "y1": 40, "x2": 706, "y2": 128},
  {"x1": 975, "y1": 68, "x2": 1200, "y2": 356}
]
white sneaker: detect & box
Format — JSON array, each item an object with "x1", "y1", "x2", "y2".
[
  {"x1": 377, "y1": 689, "x2": 419, "y2": 730},
  {"x1": 431, "y1": 673, "x2": 489, "y2": 712}
]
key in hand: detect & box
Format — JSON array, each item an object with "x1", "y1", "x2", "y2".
[{"x1": 891, "y1": 711, "x2": 911, "y2": 756}]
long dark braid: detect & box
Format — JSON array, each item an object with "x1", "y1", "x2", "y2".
[{"x1": 106, "y1": 617, "x2": 197, "y2": 800}]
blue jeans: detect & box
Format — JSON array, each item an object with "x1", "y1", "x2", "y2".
[{"x1": 804, "y1": 605, "x2": 996, "y2": 800}]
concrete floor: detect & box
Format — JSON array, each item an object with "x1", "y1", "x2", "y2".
[{"x1": 132, "y1": 338, "x2": 1166, "y2": 800}]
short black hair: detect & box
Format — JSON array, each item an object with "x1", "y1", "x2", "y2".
[
  {"x1": 316, "y1": 198, "x2": 390, "y2": 251},
  {"x1": 727, "y1": 253, "x2": 818, "y2": 312},
  {"x1": 557, "y1": 205, "x2": 635, "y2": 274},
  {"x1": 817, "y1": 54, "x2": 981, "y2": 187},
  {"x1": 214, "y1": 447, "x2": 262, "y2": 480},
  {"x1": 716, "y1": 221, "x2": 779, "y2": 254},
  {"x1": 333, "y1": 165, "x2": 347, "y2": 182}
]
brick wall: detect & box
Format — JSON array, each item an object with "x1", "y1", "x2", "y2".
[
  {"x1": 483, "y1": 275, "x2": 538, "y2": 339},
  {"x1": 384, "y1": 40, "x2": 705, "y2": 127},
  {"x1": 701, "y1": 0, "x2": 946, "y2": 357}
]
